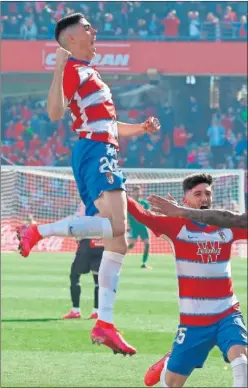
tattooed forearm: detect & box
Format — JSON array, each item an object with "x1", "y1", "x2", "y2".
[{"x1": 181, "y1": 208, "x2": 247, "y2": 229}]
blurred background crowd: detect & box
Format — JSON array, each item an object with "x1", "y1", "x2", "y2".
[
  {"x1": 2, "y1": 80, "x2": 247, "y2": 170},
  {"x1": 1, "y1": 1, "x2": 247, "y2": 41}
]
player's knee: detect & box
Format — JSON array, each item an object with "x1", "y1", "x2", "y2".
[
  {"x1": 231, "y1": 354, "x2": 247, "y2": 387},
  {"x1": 111, "y1": 221, "x2": 126, "y2": 238},
  {"x1": 70, "y1": 270, "x2": 80, "y2": 285}
]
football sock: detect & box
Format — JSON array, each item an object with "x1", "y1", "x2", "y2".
[
  {"x1": 231, "y1": 354, "x2": 247, "y2": 387},
  {"x1": 72, "y1": 307, "x2": 80, "y2": 313},
  {"x1": 160, "y1": 357, "x2": 169, "y2": 388},
  {"x1": 38, "y1": 216, "x2": 113, "y2": 239},
  {"x1": 98, "y1": 251, "x2": 124, "y2": 323},
  {"x1": 128, "y1": 242, "x2": 135, "y2": 250},
  {"x1": 70, "y1": 269, "x2": 81, "y2": 308},
  {"x1": 142, "y1": 243, "x2": 150, "y2": 264},
  {"x1": 93, "y1": 273, "x2": 99, "y2": 309}
]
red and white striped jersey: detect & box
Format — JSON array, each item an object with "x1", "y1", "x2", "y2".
[
  {"x1": 63, "y1": 58, "x2": 118, "y2": 148},
  {"x1": 127, "y1": 197, "x2": 247, "y2": 326}
]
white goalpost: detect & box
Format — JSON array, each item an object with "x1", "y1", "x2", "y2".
[{"x1": 1, "y1": 166, "x2": 246, "y2": 257}]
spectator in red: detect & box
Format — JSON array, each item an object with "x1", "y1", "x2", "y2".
[
  {"x1": 162, "y1": 10, "x2": 180, "y2": 37},
  {"x1": 173, "y1": 124, "x2": 192, "y2": 168},
  {"x1": 5, "y1": 120, "x2": 15, "y2": 139},
  {"x1": 239, "y1": 15, "x2": 247, "y2": 39},
  {"x1": 15, "y1": 136, "x2": 26, "y2": 152},
  {"x1": 221, "y1": 107, "x2": 235, "y2": 133},
  {"x1": 21, "y1": 103, "x2": 32, "y2": 120},
  {"x1": 222, "y1": 5, "x2": 237, "y2": 39},
  {"x1": 29, "y1": 133, "x2": 41, "y2": 150},
  {"x1": 13, "y1": 119, "x2": 26, "y2": 139},
  {"x1": 223, "y1": 5, "x2": 237, "y2": 23},
  {"x1": 187, "y1": 148, "x2": 202, "y2": 169}
]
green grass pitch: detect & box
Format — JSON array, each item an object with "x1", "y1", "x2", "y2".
[{"x1": 1, "y1": 253, "x2": 247, "y2": 387}]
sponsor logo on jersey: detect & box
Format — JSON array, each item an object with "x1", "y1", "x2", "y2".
[{"x1": 197, "y1": 241, "x2": 221, "y2": 263}]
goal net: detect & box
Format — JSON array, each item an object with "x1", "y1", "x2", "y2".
[{"x1": 1, "y1": 166, "x2": 246, "y2": 257}]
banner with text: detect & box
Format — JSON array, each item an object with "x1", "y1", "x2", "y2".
[{"x1": 2, "y1": 41, "x2": 247, "y2": 75}]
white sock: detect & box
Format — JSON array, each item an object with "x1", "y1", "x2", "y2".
[
  {"x1": 160, "y1": 357, "x2": 169, "y2": 387},
  {"x1": 72, "y1": 307, "x2": 80, "y2": 313},
  {"x1": 98, "y1": 250, "x2": 125, "y2": 323},
  {"x1": 38, "y1": 216, "x2": 112, "y2": 239},
  {"x1": 231, "y1": 354, "x2": 247, "y2": 387}
]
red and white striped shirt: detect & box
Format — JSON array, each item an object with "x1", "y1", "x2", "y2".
[
  {"x1": 128, "y1": 197, "x2": 247, "y2": 326},
  {"x1": 63, "y1": 58, "x2": 118, "y2": 148}
]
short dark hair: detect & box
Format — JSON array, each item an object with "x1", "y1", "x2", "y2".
[
  {"x1": 55, "y1": 13, "x2": 84, "y2": 42},
  {"x1": 183, "y1": 173, "x2": 213, "y2": 193}
]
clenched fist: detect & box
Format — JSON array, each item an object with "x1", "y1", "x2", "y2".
[
  {"x1": 55, "y1": 47, "x2": 71, "y2": 70},
  {"x1": 143, "y1": 117, "x2": 161, "y2": 134}
]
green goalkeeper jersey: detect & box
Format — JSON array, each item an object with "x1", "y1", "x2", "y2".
[{"x1": 128, "y1": 199, "x2": 149, "y2": 231}]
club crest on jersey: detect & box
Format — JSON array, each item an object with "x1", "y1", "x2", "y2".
[
  {"x1": 218, "y1": 231, "x2": 226, "y2": 241},
  {"x1": 106, "y1": 171, "x2": 114, "y2": 184},
  {"x1": 197, "y1": 241, "x2": 221, "y2": 263}
]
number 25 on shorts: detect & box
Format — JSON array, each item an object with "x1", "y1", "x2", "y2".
[{"x1": 176, "y1": 327, "x2": 187, "y2": 344}]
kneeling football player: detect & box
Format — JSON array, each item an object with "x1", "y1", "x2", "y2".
[{"x1": 63, "y1": 239, "x2": 103, "y2": 320}]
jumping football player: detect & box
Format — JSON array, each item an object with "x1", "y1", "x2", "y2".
[
  {"x1": 127, "y1": 173, "x2": 247, "y2": 388},
  {"x1": 149, "y1": 194, "x2": 248, "y2": 230},
  {"x1": 16, "y1": 13, "x2": 160, "y2": 355},
  {"x1": 128, "y1": 186, "x2": 151, "y2": 269},
  {"x1": 63, "y1": 239, "x2": 103, "y2": 320}
]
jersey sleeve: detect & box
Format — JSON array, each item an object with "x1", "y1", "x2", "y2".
[
  {"x1": 232, "y1": 228, "x2": 248, "y2": 241},
  {"x1": 63, "y1": 64, "x2": 80, "y2": 101},
  {"x1": 127, "y1": 196, "x2": 183, "y2": 239}
]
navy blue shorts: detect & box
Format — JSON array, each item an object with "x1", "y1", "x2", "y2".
[
  {"x1": 167, "y1": 312, "x2": 247, "y2": 376},
  {"x1": 72, "y1": 139, "x2": 126, "y2": 216}
]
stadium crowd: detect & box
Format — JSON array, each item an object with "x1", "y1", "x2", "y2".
[
  {"x1": 2, "y1": 90, "x2": 247, "y2": 171},
  {"x1": 1, "y1": 1, "x2": 247, "y2": 41}
]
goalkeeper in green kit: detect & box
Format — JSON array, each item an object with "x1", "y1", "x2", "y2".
[{"x1": 128, "y1": 186, "x2": 151, "y2": 269}]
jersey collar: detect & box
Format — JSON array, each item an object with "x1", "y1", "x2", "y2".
[
  {"x1": 192, "y1": 220, "x2": 208, "y2": 228},
  {"x1": 68, "y1": 57, "x2": 90, "y2": 66}
]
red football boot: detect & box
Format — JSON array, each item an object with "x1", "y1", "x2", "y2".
[
  {"x1": 91, "y1": 320, "x2": 136, "y2": 356},
  {"x1": 16, "y1": 224, "x2": 42, "y2": 257},
  {"x1": 62, "y1": 310, "x2": 81, "y2": 319},
  {"x1": 144, "y1": 351, "x2": 171, "y2": 387},
  {"x1": 89, "y1": 311, "x2": 98, "y2": 319}
]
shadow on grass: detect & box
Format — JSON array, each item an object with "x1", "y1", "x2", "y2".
[{"x1": 1, "y1": 318, "x2": 63, "y2": 323}]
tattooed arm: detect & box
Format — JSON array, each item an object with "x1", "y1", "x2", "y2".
[
  {"x1": 181, "y1": 209, "x2": 247, "y2": 229},
  {"x1": 148, "y1": 195, "x2": 247, "y2": 229}
]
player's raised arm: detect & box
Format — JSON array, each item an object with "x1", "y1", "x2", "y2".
[
  {"x1": 47, "y1": 47, "x2": 69, "y2": 122},
  {"x1": 182, "y1": 209, "x2": 248, "y2": 230},
  {"x1": 127, "y1": 196, "x2": 178, "y2": 238},
  {"x1": 149, "y1": 194, "x2": 248, "y2": 230},
  {"x1": 117, "y1": 117, "x2": 160, "y2": 137}
]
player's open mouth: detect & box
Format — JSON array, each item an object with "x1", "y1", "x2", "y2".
[{"x1": 200, "y1": 206, "x2": 209, "y2": 209}]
